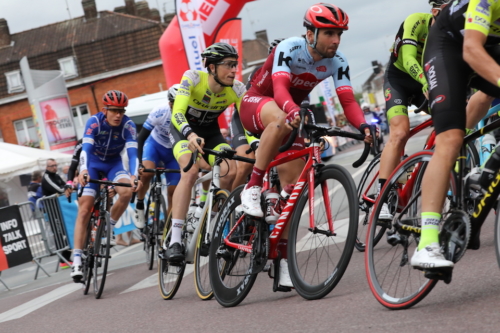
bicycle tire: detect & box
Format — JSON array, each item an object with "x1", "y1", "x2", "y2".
[
  {"x1": 288, "y1": 164, "x2": 358, "y2": 300},
  {"x1": 495, "y1": 201, "x2": 500, "y2": 269},
  {"x1": 158, "y1": 212, "x2": 186, "y2": 300},
  {"x1": 209, "y1": 185, "x2": 258, "y2": 307},
  {"x1": 93, "y1": 211, "x2": 111, "y2": 299},
  {"x1": 82, "y1": 214, "x2": 95, "y2": 295},
  {"x1": 366, "y1": 151, "x2": 442, "y2": 309},
  {"x1": 156, "y1": 194, "x2": 168, "y2": 253},
  {"x1": 355, "y1": 153, "x2": 387, "y2": 252},
  {"x1": 194, "y1": 189, "x2": 229, "y2": 300},
  {"x1": 144, "y1": 195, "x2": 155, "y2": 270}
]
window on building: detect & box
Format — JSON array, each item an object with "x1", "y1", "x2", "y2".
[
  {"x1": 72, "y1": 104, "x2": 90, "y2": 139},
  {"x1": 58, "y1": 56, "x2": 78, "y2": 79},
  {"x1": 14, "y1": 118, "x2": 40, "y2": 148},
  {"x1": 5, "y1": 70, "x2": 25, "y2": 93}
]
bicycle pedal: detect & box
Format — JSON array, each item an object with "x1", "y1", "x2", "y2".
[
  {"x1": 72, "y1": 277, "x2": 84, "y2": 284},
  {"x1": 275, "y1": 285, "x2": 292, "y2": 292},
  {"x1": 424, "y1": 267, "x2": 453, "y2": 284},
  {"x1": 199, "y1": 242, "x2": 210, "y2": 257}
]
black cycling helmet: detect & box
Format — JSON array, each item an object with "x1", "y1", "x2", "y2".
[
  {"x1": 167, "y1": 84, "x2": 179, "y2": 103},
  {"x1": 429, "y1": 0, "x2": 450, "y2": 7},
  {"x1": 201, "y1": 42, "x2": 238, "y2": 68}
]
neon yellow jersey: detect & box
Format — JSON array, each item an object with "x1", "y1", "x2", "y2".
[
  {"x1": 442, "y1": 0, "x2": 500, "y2": 45},
  {"x1": 390, "y1": 13, "x2": 432, "y2": 87},
  {"x1": 171, "y1": 70, "x2": 246, "y2": 138}
]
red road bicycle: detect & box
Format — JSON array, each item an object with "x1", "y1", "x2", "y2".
[
  {"x1": 209, "y1": 120, "x2": 374, "y2": 307},
  {"x1": 355, "y1": 116, "x2": 435, "y2": 252}
]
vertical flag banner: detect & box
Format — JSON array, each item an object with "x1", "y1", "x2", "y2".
[
  {"x1": 176, "y1": 0, "x2": 207, "y2": 71},
  {"x1": 214, "y1": 18, "x2": 243, "y2": 125},
  {"x1": 160, "y1": 0, "x2": 255, "y2": 87},
  {"x1": 319, "y1": 77, "x2": 338, "y2": 124}
]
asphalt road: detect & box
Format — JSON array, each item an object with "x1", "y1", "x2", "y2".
[{"x1": 2, "y1": 128, "x2": 500, "y2": 333}]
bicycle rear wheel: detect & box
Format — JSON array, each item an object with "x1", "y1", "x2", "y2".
[
  {"x1": 288, "y1": 164, "x2": 358, "y2": 300},
  {"x1": 93, "y1": 212, "x2": 111, "y2": 299},
  {"x1": 194, "y1": 189, "x2": 229, "y2": 300},
  {"x1": 355, "y1": 154, "x2": 387, "y2": 252},
  {"x1": 366, "y1": 151, "x2": 441, "y2": 309},
  {"x1": 209, "y1": 186, "x2": 259, "y2": 307},
  {"x1": 158, "y1": 212, "x2": 185, "y2": 300},
  {"x1": 144, "y1": 195, "x2": 155, "y2": 270}
]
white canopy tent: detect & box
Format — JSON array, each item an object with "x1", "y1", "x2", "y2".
[
  {"x1": 0, "y1": 142, "x2": 72, "y2": 181},
  {"x1": 0, "y1": 142, "x2": 72, "y2": 206}
]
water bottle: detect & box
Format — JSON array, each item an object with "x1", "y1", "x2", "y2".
[
  {"x1": 264, "y1": 188, "x2": 280, "y2": 224},
  {"x1": 481, "y1": 133, "x2": 496, "y2": 156},
  {"x1": 480, "y1": 145, "x2": 500, "y2": 189},
  {"x1": 186, "y1": 203, "x2": 198, "y2": 232}
]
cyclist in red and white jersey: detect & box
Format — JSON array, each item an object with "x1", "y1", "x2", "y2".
[{"x1": 239, "y1": 3, "x2": 373, "y2": 287}]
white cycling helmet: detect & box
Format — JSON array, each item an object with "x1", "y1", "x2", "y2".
[
  {"x1": 361, "y1": 102, "x2": 370, "y2": 110},
  {"x1": 168, "y1": 84, "x2": 180, "y2": 103}
]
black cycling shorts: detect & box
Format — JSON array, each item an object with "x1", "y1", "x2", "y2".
[
  {"x1": 384, "y1": 62, "x2": 426, "y2": 122},
  {"x1": 169, "y1": 123, "x2": 230, "y2": 167},
  {"x1": 230, "y1": 110, "x2": 249, "y2": 149},
  {"x1": 424, "y1": 24, "x2": 500, "y2": 135}
]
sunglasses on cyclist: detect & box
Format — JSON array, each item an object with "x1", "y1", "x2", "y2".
[
  {"x1": 106, "y1": 107, "x2": 126, "y2": 114},
  {"x1": 216, "y1": 61, "x2": 239, "y2": 69}
]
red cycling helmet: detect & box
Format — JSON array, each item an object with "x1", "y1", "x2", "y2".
[
  {"x1": 102, "y1": 90, "x2": 128, "y2": 107},
  {"x1": 303, "y1": 3, "x2": 349, "y2": 30}
]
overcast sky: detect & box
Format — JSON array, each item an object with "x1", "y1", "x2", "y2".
[{"x1": 0, "y1": 0, "x2": 431, "y2": 90}]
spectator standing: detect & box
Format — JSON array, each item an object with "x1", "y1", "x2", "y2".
[{"x1": 28, "y1": 170, "x2": 43, "y2": 209}]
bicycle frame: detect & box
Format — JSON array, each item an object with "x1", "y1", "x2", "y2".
[
  {"x1": 362, "y1": 118, "x2": 435, "y2": 207},
  {"x1": 223, "y1": 141, "x2": 327, "y2": 260},
  {"x1": 180, "y1": 164, "x2": 220, "y2": 264}
]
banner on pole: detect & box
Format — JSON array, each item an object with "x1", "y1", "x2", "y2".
[{"x1": 176, "y1": 0, "x2": 207, "y2": 71}]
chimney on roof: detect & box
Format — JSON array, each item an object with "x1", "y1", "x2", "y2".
[
  {"x1": 125, "y1": 0, "x2": 137, "y2": 16},
  {"x1": 255, "y1": 30, "x2": 269, "y2": 44},
  {"x1": 114, "y1": 6, "x2": 126, "y2": 14},
  {"x1": 82, "y1": 0, "x2": 98, "y2": 20},
  {"x1": 136, "y1": 1, "x2": 151, "y2": 18},
  {"x1": 163, "y1": 13, "x2": 175, "y2": 25},
  {"x1": 0, "y1": 19, "x2": 11, "y2": 47},
  {"x1": 150, "y1": 8, "x2": 161, "y2": 22}
]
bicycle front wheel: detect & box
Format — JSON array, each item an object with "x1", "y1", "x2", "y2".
[
  {"x1": 366, "y1": 151, "x2": 440, "y2": 309},
  {"x1": 82, "y1": 217, "x2": 94, "y2": 295},
  {"x1": 288, "y1": 164, "x2": 358, "y2": 300},
  {"x1": 93, "y1": 212, "x2": 111, "y2": 299},
  {"x1": 355, "y1": 153, "x2": 387, "y2": 252},
  {"x1": 194, "y1": 189, "x2": 229, "y2": 300},
  {"x1": 209, "y1": 186, "x2": 258, "y2": 307},
  {"x1": 158, "y1": 212, "x2": 185, "y2": 300}
]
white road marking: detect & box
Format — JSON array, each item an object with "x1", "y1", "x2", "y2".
[
  {"x1": 120, "y1": 264, "x2": 195, "y2": 294},
  {"x1": 112, "y1": 243, "x2": 142, "y2": 258},
  {"x1": 0, "y1": 283, "x2": 81, "y2": 323}
]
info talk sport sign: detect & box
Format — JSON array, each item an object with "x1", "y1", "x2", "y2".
[{"x1": 0, "y1": 205, "x2": 32, "y2": 272}]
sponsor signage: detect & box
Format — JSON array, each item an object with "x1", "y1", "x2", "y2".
[{"x1": 0, "y1": 205, "x2": 32, "y2": 271}]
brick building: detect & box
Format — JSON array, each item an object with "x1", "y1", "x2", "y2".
[{"x1": 0, "y1": 0, "x2": 170, "y2": 146}]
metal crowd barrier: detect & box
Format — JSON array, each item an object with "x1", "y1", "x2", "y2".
[
  {"x1": 34, "y1": 194, "x2": 72, "y2": 278},
  {"x1": 17, "y1": 201, "x2": 52, "y2": 279}
]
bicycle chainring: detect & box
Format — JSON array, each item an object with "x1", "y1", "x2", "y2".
[
  {"x1": 439, "y1": 210, "x2": 470, "y2": 263},
  {"x1": 250, "y1": 219, "x2": 269, "y2": 274}
]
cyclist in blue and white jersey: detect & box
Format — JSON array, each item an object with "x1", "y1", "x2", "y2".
[
  {"x1": 135, "y1": 85, "x2": 181, "y2": 227},
  {"x1": 71, "y1": 90, "x2": 142, "y2": 282}
]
